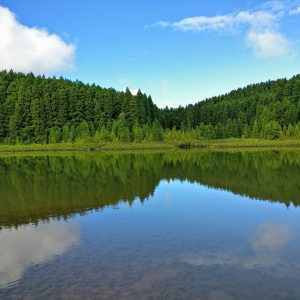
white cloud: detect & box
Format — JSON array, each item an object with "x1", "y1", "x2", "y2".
[
  {"x1": 0, "y1": 6, "x2": 75, "y2": 74},
  {"x1": 172, "y1": 11, "x2": 276, "y2": 33},
  {"x1": 261, "y1": 0, "x2": 286, "y2": 12},
  {"x1": 173, "y1": 15, "x2": 235, "y2": 32},
  {"x1": 152, "y1": 1, "x2": 295, "y2": 58},
  {"x1": 246, "y1": 30, "x2": 291, "y2": 57},
  {"x1": 149, "y1": 21, "x2": 171, "y2": 29},
  {"x1": 289, "y1": 5, "x2": 300, "y2": 14}
]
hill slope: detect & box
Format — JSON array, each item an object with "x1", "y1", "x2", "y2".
[
  {"x1": 0, "y1": 70, "x2": 300, "y2": 144},
  {"x1": 161, "y1": 75, "x2": 300, "y2": 139}
]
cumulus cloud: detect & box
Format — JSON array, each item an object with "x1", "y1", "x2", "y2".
[
  {"x1": 0, "y1": 6, "x2": 75, "y2": 74},
  {"x1": 246, "y1": 30, "x2": 291, "y2": 57},
  {"x1": 151, "y1": 1, "x2": 297, "y2": 58}
]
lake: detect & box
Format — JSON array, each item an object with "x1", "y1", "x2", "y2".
[{"x1": 1, "y1": 150, "x2": 300, "y2": 299}]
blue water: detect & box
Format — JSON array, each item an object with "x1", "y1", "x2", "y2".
[{"x1": 1, "y1": 152, "x2": 300, "y2": 299}]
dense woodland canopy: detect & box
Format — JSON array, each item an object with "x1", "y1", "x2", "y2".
[{"x1": 1, "y1": 70, "x2": 300, "y2": 144}]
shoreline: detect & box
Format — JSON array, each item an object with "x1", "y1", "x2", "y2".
[{"x1": 1, "y1": 139, "x2": 300, "y2": 153}]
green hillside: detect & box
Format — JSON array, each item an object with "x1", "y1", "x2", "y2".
[{"x1": 1, "y1": 70, "x2": 300, "y2": 144}]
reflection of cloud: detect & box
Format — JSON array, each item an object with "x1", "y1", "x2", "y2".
[
  {"x1": 0, "y1": 222, "x2": 80, "y2": 288},
  {"x1": 183, "y1": 250, "x2": 243, "y2": 268},
  {"x1": 182, "y1": 222, "x2": 293, "y2": 269},
  {"x1": 252, "y1": 222, "x2": 292, "y2": 249},
  {"x1": 251, "y1": 222, "x2": 293, "y2": 267}
]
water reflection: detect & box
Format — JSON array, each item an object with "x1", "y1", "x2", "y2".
[
  {"x1": 251, "y1": 222, "x2": 293, "y2": 267},
  {"x1": 0, "y1": 151, "x2": 300, "y2": 299},
  {"x1": 182, "y1": 222, "x2": 294, "y2": 269},
  {"x1": 1, "y1": 150, "x2": 300, "y2": 228},
  {"x1": 0, "y1": 221, "x2": 79, "y2": 288}
]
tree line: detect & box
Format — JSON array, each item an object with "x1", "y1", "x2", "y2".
[
  {"x1": 161, "y1": 75, "x2": 300, "y2": 140},
  {"x1": 0, "y1": 70, "x2": 300, "y2": 144},
  {"x1": 0, "y1": 70, "x2": 159, "y2": 144}
]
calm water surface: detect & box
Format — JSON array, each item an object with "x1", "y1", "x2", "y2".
[{"x1": 1, "y1": 150, "x2": 300, "y2": 299}]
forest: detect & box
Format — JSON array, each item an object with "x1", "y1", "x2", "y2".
[{"x1": 0, "y1": 70, "x2": 300, "y2": 145}]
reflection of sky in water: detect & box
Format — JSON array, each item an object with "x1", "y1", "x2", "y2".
[
  {"x1": 182, "y1": 222, "x2": 294, "y2": 269},
  {"x1": 1, "y1": 180, "x2": 300, "y2": 299},
  {"x1": 0, "y1": 221, "x2": 80, "y2": 288}
]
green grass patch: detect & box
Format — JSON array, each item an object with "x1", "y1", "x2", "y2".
[{"x1": 1, "y1": 138, "x2": 300, "y2": 153}]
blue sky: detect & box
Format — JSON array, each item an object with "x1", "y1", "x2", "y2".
[{"x1": 1, "y1": 0, "x2": 300, "y2": 107}]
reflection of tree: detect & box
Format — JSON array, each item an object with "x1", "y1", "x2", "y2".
[{"x1": 0, "y1": 150, "x2": 300, "y2": 228}]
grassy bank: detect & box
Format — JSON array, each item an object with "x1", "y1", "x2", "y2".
[
  {"x1": 0, "y1": 142, "x2": 174, "y2": 152},
  {"x1": 1, "y1": 138, "x2": 300, "y2": 153},
  {"x1": 192, "y1": 138, "x2": 300, "y2": 148}
]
